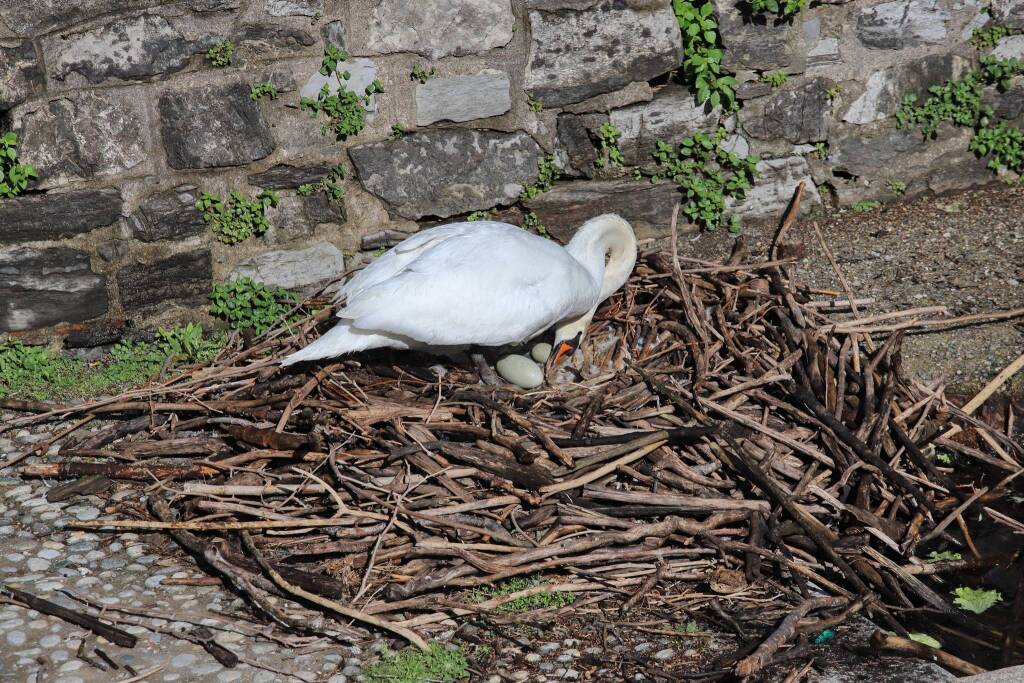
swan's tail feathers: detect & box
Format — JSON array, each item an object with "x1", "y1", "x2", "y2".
[{"x1": 280, "y1": 321, "x2": 407, "y2": 367}]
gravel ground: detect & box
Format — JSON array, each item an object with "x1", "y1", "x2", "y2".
[{"x1": 684, "y1": 183, "x2": 1024, "y2": 396}]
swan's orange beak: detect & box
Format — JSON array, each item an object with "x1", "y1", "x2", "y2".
[{"x1": 544, "y1": 332, "x2": 582, "y2": 377}]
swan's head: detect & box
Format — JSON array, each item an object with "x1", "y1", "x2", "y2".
[{"x1": 545, "y1": 214, "x2": 637, "y2": 374}]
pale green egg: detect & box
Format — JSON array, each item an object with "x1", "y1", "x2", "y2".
[
  {"x1": 496, "y1": 354, "x2": 544, "y2": 389},
  {"x1": 531, "y1": 342, "x2": 552, "y2": 364}
]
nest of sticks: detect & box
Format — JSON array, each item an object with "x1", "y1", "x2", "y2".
[{"x1": 6, "y1": 210, "x2": 1024, "y2": 679}]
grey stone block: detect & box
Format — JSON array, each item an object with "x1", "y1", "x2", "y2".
[
  {"x1": 364, "y1": 0, "x2": 514, "y2": 59},
  {"x1": 12, "y1": 90, "x2": 149, "y2": 187},
  {"x1": 0, "y1": 189, "x2": 123, "y2": 244},
  {"x1": 0, "y1": 247, "x2": 108, "y2": 332},
  {"x1": 116, "y1": 250, "x2": 212, "y2": 312},
  {"x1": 158, "y1": 83, "x2": 275, "y2": 169},
  {"x1": 129, "y1": 186, "x2": 206, "y2": 243},
  {"x1": 349, "y1": 129, "x2": 543, "y2": 220},
  {"x1": 415, "y1": 71, "x2": 511, "y2": 126},
  {"x1": 525, "y1": 1, "x2": 682, "y2": 107}
]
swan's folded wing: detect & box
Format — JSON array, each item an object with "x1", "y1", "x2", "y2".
[
  {"x1": 341, "y1": 226, "x2": 597, "y2": 347},
  {"x1": 338, "y1": 223, "x2": 474, "y2": 301}
]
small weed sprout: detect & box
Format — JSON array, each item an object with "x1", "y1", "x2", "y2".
[
  {"x1": 811, "y1": 142, "x2": 828, "y2": 160},
  {"x1": 249, "y1": 81, "x2": 278, "y2": 101},
  {"x1": 362, "y1": 643, "x2": 469, "y2": 683},
  {"x1": 209, "y1": 277, "x2": 301, "y2": 334},
  {"x1": 527, "y1": 95, "x2": 544, "y2": 112},
  {"x1": 0, "y1": 132, "x2": 37, "y2": 198},
  {"x1": 952, "y1": 586, "x2": 1002, "y2": 614},
  {"x1": 410, "y1": 64, "x2": 435, "y2": 84},
  {"x1": 300, "y1": 44, "x2": 384, "y2": 141},
  {"x1": 850, "y1": 200, "x2": 881, "y2": 212},
  {"x1": 595, "y1": 122, "x2": 624, "y2": 168},
  {"x1": 520, "y1": 155, "x2": 561, "y2": 200},
  {"x1": 825, "y1": 84, "x2": 842, "y2": 102},
  {"x1": 206, "y1": 39, "x2": 234, "y2": 67},
  {"x1": 971, "y1": 24, "x2": 1014, "y2": 50},
  {"x1": 522, "y1": 211, "x2": 549, "y2": 237},
  {"x1": 467, "y1": 208, "x2": 497, "y2": 221},
  {"x1": 297, "y1": 164, "x2": 345, "y2": 204},
  {"x1": 927, "y1": 550, "x2": 962, "y2": 562},
  {"x1": 761, "y1": 70, "x2": 787, "y2": 87},
  {"x1": 196, "y1": 190, "x2": 280, "y2": 244},
  {"x1": 750, "y1": 0, "x2": 806, "y2": 18},
  {"x1": 886, "y1": 179, "x2": 906, "y2": 195},
  {"x1": 389, "y1": 123, "x2": 405, "y2": 140},
  {"x1": 469, "y1": 576, "x2": 575, "y2": 611}
]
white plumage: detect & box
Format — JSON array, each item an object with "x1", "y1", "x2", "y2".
[{"x1": 281, "y1": 214, "x2": 637, "y2": 366}]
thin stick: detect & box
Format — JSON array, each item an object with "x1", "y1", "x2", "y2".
[
  {"x1": 735, "y1": 596, "x2": 845, "y2": 677},
  {"x1": 942, "y1": 350, "x2": 1024, "y2": 440}
]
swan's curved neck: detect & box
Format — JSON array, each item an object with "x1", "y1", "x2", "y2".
[
  {"x1": 552, "y1": 214, "x2": 637, "y2": 347},
  {"x1": 565, "y1": 214, "x2": 638, "y2": 300}
]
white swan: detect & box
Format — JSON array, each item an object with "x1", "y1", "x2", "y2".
[{"x1": 280, "y1": 213, "x2": 637, "y2": 371}]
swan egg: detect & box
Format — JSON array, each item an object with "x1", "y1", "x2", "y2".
[
  {"x1": 496, "y1": 355, "x2": 544, "y2": 389},
  {"x1": 530, "y1": 343, "x2": 552, "y2": 364}
]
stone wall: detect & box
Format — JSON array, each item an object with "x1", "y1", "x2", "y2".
[{"x1": 1, "y1": 0, "x2": 1022, "y2": 341}]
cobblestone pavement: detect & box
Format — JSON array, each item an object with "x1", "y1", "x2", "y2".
[{"x1": 0, "y1": 444, "x2": 369, "y2": 682}]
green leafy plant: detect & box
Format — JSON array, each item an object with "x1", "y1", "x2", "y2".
[
  {"x1": 249, "y1": 81, "x2": 278, "y2": 101},
  {"x1": 389, "y1": 123, "x2": 405, "y2": 140},
  {"x1": 850, "y1": 200, "x2": 882, "y2": 212},
  {"x1": 155, "y1": 323, "x2": 224, "y2": 364},
  {"x1": 811, "y1": 141, "x2": 828, "y2": 160},
  {"x1": 362, "y1": 643, "x2": 468, "y2": 683},
  {"x1": 935, "y1": 451, "x2": 953, "y2": 465},
  {"x1": 750, "y1": 0, "x2": 806, "y2": 18},
  {"x1": 927, "y1": 550, "x2": 962, "y2": 562},
  {"x1": 300, "y1": 45, "x2": 385, "y2": 141},
  {"x1": 409, "y1": 64, "x2": 435, "y2": 84},
  {"x1": 825, "y1": 84, "x2": 842, "y2": 102},
  {"x1": 0, "y1": 327, "x2": 223, "y2": 401},
  {"x1": 206, "y1": 39, "x2": 234, "y2": 67},
  {"x1": 970, "y1": 116, "x2": 1024, "y2": 171},
  {"x1": 0, "y1": 132, "x2": 37, "y2": 199},
  {"x1": 673, "y1": 0, "x2": 737, "y2": 109},
  {"x1": 521, "y1": 211, "x2": 548, "y2": 237},
  {"x1": 674, "y1": 620, "x2": 702, "y2": 634},
  {"x1": 886, "y1": 179, "x2": 907, "y2": 195},
  {"x1": 467, "y1": 208, "x2": 497, "y2": 221},
  {"x1": 761, "y1": 70, "x2": 788, "y2": 87},
  {"x1": 594, "y1": 122, "x2": 625, "y2": 168},
  {"x1": 979, "y1": 54, "x2": 1024, "y2": 91},
  {"x1": 971, "y1": 24, "x2": 1015, "y2": 50},
  {"x1": 520, "y1": 155, "x2": 561, "y2": 200},
  {"x1": 908, "y1": 633, "x2": 941, "y2": 649},
  {"x1": 196, "y1": 190, "x2": 280, "y2": 244},
  {"x1": 469, "y1": 576, "x2": 575, "y2": 612},
  {"x1": 652, "y1": 128, "x2": 759, "y2": 232},
  {"x1": 296, "y1": 165, "x2": 345, "y2": 204},
  {"x1": 952, "y1": 586, "x2": 1002, "y2": 614},
  {"x1": 0, "y1": 340, "x2": 74, "y2": 400},
  {"x1": 527, "y1": 95, "x2": 544, "y2": 112},
  {"x1": 209, "y1": 277, "x2": 300, "y2": 334},
  {"x1": 897, "y1": 56, "x2": 1024, "y2": 135}
]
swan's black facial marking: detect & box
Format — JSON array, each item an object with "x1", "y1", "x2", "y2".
[{"x1": 546, "y1": 331, "x2": 582, "y2": 372}]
